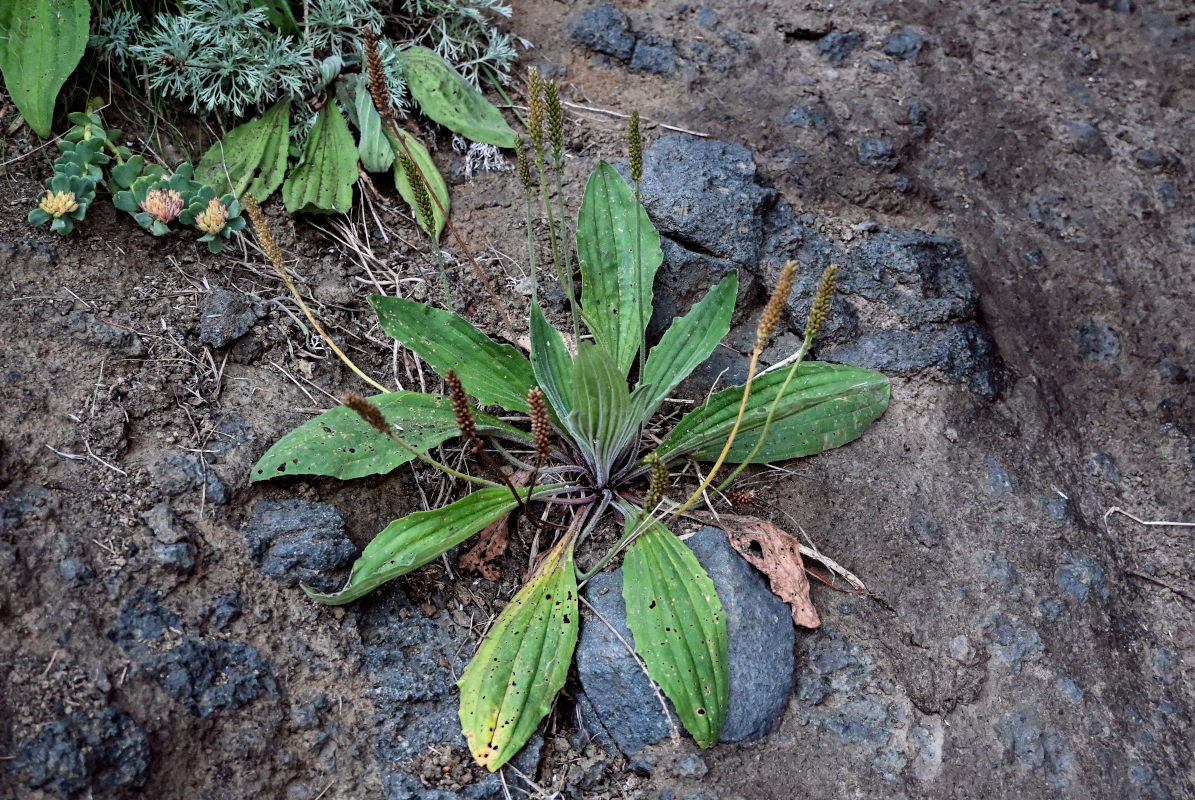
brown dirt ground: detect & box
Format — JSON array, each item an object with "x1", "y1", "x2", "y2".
[{"x1": 2, "y1": 0, "x2": 1193, "y2": 798}]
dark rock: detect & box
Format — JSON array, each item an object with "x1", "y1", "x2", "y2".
[
  {"x1": 696, "y1": 5, "x2": 718, "y2": 30},
  {"x1": 1055, "y1": 553, "x2": 1109, "y2": 603},
  {"x1": 108, "y1": 587, "x2": 181, "y2": 653},
  {"x1": 198, "y1": 287, "x2": 256, "y2": 348},
  {"x1": 242, "y1": 499, "x2": 357, "y2": 592},
  {"x1": 60, "y1": 311, "x2": 144, "y2": 357},
  {"x1": 207, "y1": 591, "x2": 242, "y2": 630},
  {"x1": 141, "y1": 502, "x2": 188, "y2": 544},
  {"x1": 628, "y1": 758, "x2": 655, "y2": 777},
  {"x1": 153, "y1": 452, "x2": 230, "y2": 505},
  {"x1": 1134, "y1": 148, "x2": 1176, "y2": 172},
  {"x1": 365, "y1": 589, "x2": 545, "y2": 799},
  {"x1": 11, "y1": 706, "x2": 150, "y2": 799},
  {"x1": 1157, "y1": 180, "x2": 1179, "y2": 209},
  {"x1": 882, "y1": 28, "x2": 924, "y2": 60},
  {"x1": 147, "y1": 637, "x2": 278, "y2": 717},
  {"x1": 1076, "y1": 0, "x2": 1131, "y2": 11},
  {"x1": 56, "y1": 557, "x2": 94, "y2": 586},
  {"x1": 0, "y1": 239, "x2": 57, "y2": 271},
  {"x1": 570, "y1": 3, "x2": 636, "y2": 62},
  {"x1": 673, "y1": 753, "x2": 708, "y2": 778},
  {"x1": 908, "y1": 508, "x2": 941, "y2": 547},
  {"x1": 901, "y1": 99, "x2": 930, "y2": 137},
  {"x1": 1067, "y1": 122, "x2": 1112, "y2": 160},
  {"x1": 783, "y1": 104, "x2": 832, "y2": 130},
  {"x1": 576, "y1": 527, "x2": 794, "y2": 755},
  {"x1": 152, "y1": 541, "x2": 196, "y2": 573},
  {"x1": 631, "y1": 34, "x2": 679, "y2": 75},
  {"x1": 1075, "y1": 320, "x2": 1120, "y2": 362},
  {"x1": 817, "y1": 31, "x2": 863, "y2": 63},
  {"x1": 632, "y1": 135, "x2": 775, "y2": 267},
  {"x1": 857, "y1": 137, "x2": 900, "y2": 170},
  {"x1": 995, "y1": 710, "x2": 1075, "y2": 787}
]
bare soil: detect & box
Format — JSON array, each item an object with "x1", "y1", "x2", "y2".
[{"x1": 2, "y1": 1, "x2": 1193, "y2": 799}]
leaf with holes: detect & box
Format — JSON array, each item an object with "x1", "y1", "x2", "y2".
[
  {"x1": 399, "y1": 45, "x2": 517, "y2": 148},
  {"x1": 0, "y1": 0, "x2": 89, "y2": 137},
  {"x1": 656, "y1": 362, "x2": 890, "y2": 464},
  {"x1": 306, "y1": 485, "x2": 557, "y2": 605},
  {"x1": 282, "y1": 101, "x2": 357, "y2": 214},
  {"x1": 458, "y1": 534, "x2": 578, "y2": 770},
  {"x1": 575, "y1": 161, "x2": 663, "y2": 376},
  {"x1": 622, "y1": 508, "x2": 728, "y2": 747},
  {"x1": 370, "y1": 296, "x2": 534, "y2": 412},
  {"x1": 719, "y1": 513, "x2": 820, "y2": 629},
  {"x1": 250, "y1": 392, "x2": 529, "y2": 482}
]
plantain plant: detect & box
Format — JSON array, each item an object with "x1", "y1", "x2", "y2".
[{"x1": 250, "y1": 105, "x2": 890, "y2": 769}]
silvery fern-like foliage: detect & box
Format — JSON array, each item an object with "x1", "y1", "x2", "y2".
[
  {"x1": 305, "y1": 0, "x2": 384, "y2": 55},
  {"x1": 395, "y1": 0, "x2": 517, "y2": 87},
  {"x1": 130, "y1": 1, "x2": 310, "y2": 116},
  {"x1": 89, "y1": 9, "x2": 142, "y2": 69}
]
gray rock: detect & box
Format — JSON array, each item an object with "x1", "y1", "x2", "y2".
[
  {"x1": 147, "y1": 637, "x2": 278, "y2": 718},
  {"x1": 11, "y1": 706, "x2": 150, "y2": 799},
  {"x1": 857, "y1": 136, "x2": 900, "y2": 170},
  {"x1": 908, "y1": 508, "x2": 941, "y2": 547},
  {"x1": 882, "y1": 28, "x2": 924, "y2": 60},
  {"x1": 198, "y1": 287, "x2": 256, "y2": 348},
  {"x1": 153, "y1": 452, "x2": 230, "y2": 505},
  {"x1": 1067, "y1": 122, "x2": 1112, "y2": 160},
  {"x1": 901, "y1": 99, "x2": 930, "y2": 137},
  {"x1": 243, "y1": 499, "x2": 358, "y2": 592},
  {"x1": 152, "y1": 541, "x2": 196, "y2": 573},
  {"x1": 576, "y1": 527, "x2": 795, "y2": 755},
  {"x1": 631, "y1": 34, "x2": 679, "y2": 76},
  {"x1": 1076, "y1": 0, "x2": 1131, "y2": 11},
  {"x1": 365, "y1": 589, "x2": 545, "y2": 799},
  {"x1": 1055, "y1": 553, "x2": 1109, "y2": 603},
  {"x1": 1134, "y1": 148, "x2": 1176, "y2": 172},
  {"x1": 60, "y1": 311, "x2": 144, "y2": 357},
  {"x1": 1075, "y1": 320, "x2": 1120, "y2": 362},
  {"x1": 673, "y1": 753, "x2": 708, "y2": 778},
  {"x1": 207, "y1": 591, "x2": 242, "y2": 630},
  {"x1": 570, "y1": 3, "x2": 636, "y2": 62},
  {"x1": 141, "y1": 502, "x2": 188, "y2": 544},
  {"x1": 783, "y1": 105, "x2": 832, "y2": 130},
  {"x1": 56, "y1": 557, "x2": 94, "y2": 586},
  {"x1": 817, "y1": 31, "x2": 863, "y2": 63},
  {"x1": 108, "y1": 587, "x2": 182, "y2": 653}
]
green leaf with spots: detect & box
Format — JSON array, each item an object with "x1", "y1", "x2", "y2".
[
  {"x1": 656, "y1": 362, "x2": 890, "y2": 464},
  {"x1": 529, "y1": 301, "x2": 574, "y2": 421},
  {"x1": 306, "y1": 485, "x2": 556, "y2": 605},
  {"x1": 250, "y1": 391, "x2": 529, "y2": 482},
  {"x1": 399, "y1": 45, "x2": 516, "y2": 148},
  {"x1": 370, "y1": 296, "x2": 535, "y2": 412},
  {"x1": 282, "y1": 101, "x2": 357, "y2": 213},
  {"x1": 458, "y1": 534, "x2": 578, "y2": 770},
  {"x1": 0, "y1": 0, "x2": 89, "y2": 137},
  {"x1": 637, "y1": 270, "x2": 738, "y2": 417},
  {"x1": 621, "y1": 507, "x2": 728, "y2": 747},
  {"x1": 198, "y1": 97, "x2": 291, "y2": 201},
  {"x1": 576, "y1": 161, "x2": 663, "y2": 376}
]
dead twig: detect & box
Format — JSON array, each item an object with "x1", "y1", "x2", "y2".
[{"x1": 1125, "y1": 569, "x2": 1195, "y2": 604}]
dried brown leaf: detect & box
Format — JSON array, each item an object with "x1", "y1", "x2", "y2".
[
  {"x1": 706, "y1": 512, "x2": 821, "y2": 629},
  {"x1": 457, "y1": 470, "x2": 532, "y2": 580}
]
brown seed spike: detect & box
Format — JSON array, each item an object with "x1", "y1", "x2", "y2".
[
  {"x1": 516, "y1": 144, "x2": 533, "y2": 192},
  {"x1": 244, "y1": 195, "x2": 284, "y2": 272},
  {"x1": 527, "y1": 68, "x2": 545, "y2": 159},
  {"x1": 343, "y1": 393, "x2": 390, "y2": 435},
  {"x1": 545, "y1": 81, "x2": 564, "y2": 161},
  {"x1": 643, "y1": 453, "x2": 669, "y2": 510},
  {"x1": 806, "y1": 264, "x2": 838, "y2": 342},
  {"x1": 362, "y1": 28, "x2": 395, "y2": 129},
  {"x1": 628, "y1": 110, "x2": 643, "y2": 186},
  {"x1": 446, "y1": 370, "x2": 479, "y2": 448},
  {"x1": 755, "y1": 260, "x2": 797, "y2": 351},
  {"x1": 528, "y1": 387, "x2": 552, "y2": 464}
]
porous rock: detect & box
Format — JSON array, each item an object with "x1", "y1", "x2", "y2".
[
  {"x1": 570, "y1": 3, "x2": 636, "y2": 61},
  {"x1": 147, "y1": 637, "x2": 278, "y2": 718},
  {"x1": 10, "y1": 705, "x2": 150, "y2": 799},
  {"x1": 198, "y1": 287, "x2": 256, "y2": 348},
  {"x1": 575, "y1": 527, "x2": 795, "y2": 755},
  {"x1": 817, "y1": 31, "x2": 863, "y2": 63},
  {"x1": 882, "y1": 28, "x2": 925, "y2": 60},
  {"x1": 242, "y1": 499, "x2": 358, "y2": 592}
]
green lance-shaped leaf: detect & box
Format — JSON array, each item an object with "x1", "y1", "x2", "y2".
[
  {"x1": 370, "y1": 296, "x2": 534, "y2": 412},
  {"x1": 529, "y1": 301, "x2": 574, "y2": 421},
  {"x1": 399, "y1": 46, "x2": 517, "y2": 148},
  {"x1": 251, "y1": 391, "x2": 530, "y2": 482},
  {"x1": 458, "y1": 534, "x2": 578, "y2": 770},
  {"x1": 637, "y1": 271, "x2": 738, "y2": 417},
  {"x1": 656, "y1": 362, "x2": 890, "y2": 464},
  {"x1": 569, "y1": 342, "x2": 641, "y2": 481},
  {"x1": 249, "y1": 0, "x2": 300, "y2": 37},
  {"x1": 576, "y1": 161, "x2": 664, "y2": 376},
  {"x1": 197, "y1": 97, "x2": 291, "y2": 201},
  {"x1": 387, "y1": 127, "x2": 448, "y2": 240},
  {"x1": 0, "y1": 0, "x2": 89, "y2": 137},
  {"x1": 622, "y1": 510, "x2": 728, "y2": 747},
  {"x1": 282, "y1": 101, "x2": 357, "y2": 214},
  {"x1": 354, "y1": 80, "x2": 394, "y2": 174},
  {"x1": 307, "y1": 486, "x2": 553, "y2": 605}
]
